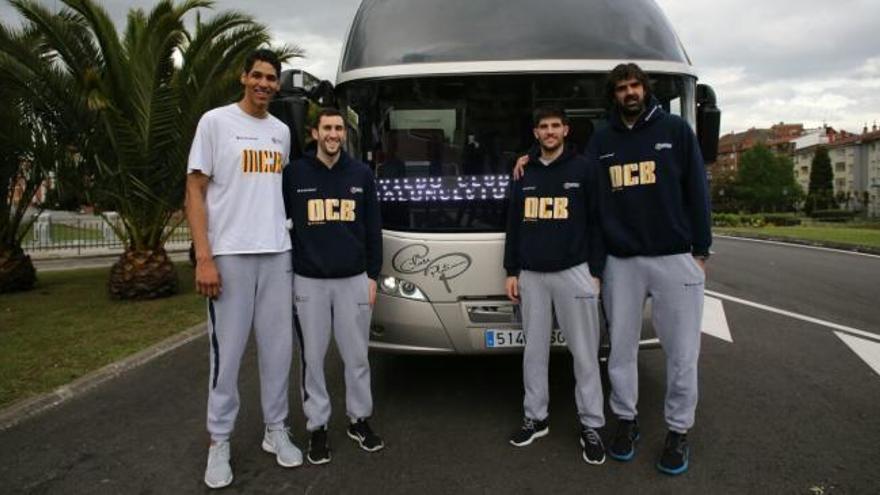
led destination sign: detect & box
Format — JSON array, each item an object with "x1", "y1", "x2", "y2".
[{"x1": 377, "y1": 175, "x2": 511, "y2": 203}]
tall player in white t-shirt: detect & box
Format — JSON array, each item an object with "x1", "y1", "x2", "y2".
[{"x1": 185, "y1": 49, "x2": 301, "y2": 490}]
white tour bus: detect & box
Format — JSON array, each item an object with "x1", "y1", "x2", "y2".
[{"x1": 275, "y1": 0, "x2": 720, "y2": 354}]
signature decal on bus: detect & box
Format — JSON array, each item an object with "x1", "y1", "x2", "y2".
[{"x1": 392, "y1": 244, "x2": 472, "y2": 293}]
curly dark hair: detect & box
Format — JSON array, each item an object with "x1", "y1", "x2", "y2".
[{"x1": 605, "y1": 63, "x2": 651, "y2": 103}]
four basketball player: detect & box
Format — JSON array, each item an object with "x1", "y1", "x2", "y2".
[{"x1": 187, "y1": 50, "x2": 710, "y2": 488}]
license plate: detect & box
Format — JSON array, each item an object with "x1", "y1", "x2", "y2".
[{"x1": 484, "y1": 329, "x2": 567, "y2": 348}]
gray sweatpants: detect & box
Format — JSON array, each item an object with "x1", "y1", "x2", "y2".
[
  {"x1": 603, "y1": 253, "x2": 705, "y2": 433},
  {"x1": 207, "y1": 252, "x2": 293, "y2": 442},
  {"x1": 294, "y1": 273, "x2": 373, "y2": 431},
  {"x1": 519, "y1": 263, "x2": 605, "y2": 428}
]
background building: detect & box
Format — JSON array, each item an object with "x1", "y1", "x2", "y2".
[{"x1": 792, "y1": 125, "x2": 879, "y2": 214}]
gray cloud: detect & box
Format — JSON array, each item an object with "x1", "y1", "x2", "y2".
[
  {"x1": 660, "y1": 0, "x2": 880, "y2": 132},
  {"x1": 2, "y1": 0, "x2": 877, "y2": 134}
]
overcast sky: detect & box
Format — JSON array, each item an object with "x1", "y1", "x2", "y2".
[{"x1": 2, "y1": 0, "x2": 879, "y2": 135}]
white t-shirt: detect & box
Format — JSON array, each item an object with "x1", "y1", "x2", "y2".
[{"x1": 187, "y1": 103, "x2": 292, "y2": 255}]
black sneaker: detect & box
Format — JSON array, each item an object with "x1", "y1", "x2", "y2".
[
  {"x1": 347, "y1": 419, "x2": 385, "y2": 452},
  {"x1": 656, "y1": 431, "x2": 689, "y2": 475},
  {"x1": 509, "y1": 417, "x2": 549, "y2": 447},
  {"x1": 579, "y1": 426, "x2": 606, "y2": 465},
  {"x1": 608, "y1": 418, "x2": 640, "y2": 461},
  {"x1": 307, "y1": 426, "x2": 331, "y2": 465}
]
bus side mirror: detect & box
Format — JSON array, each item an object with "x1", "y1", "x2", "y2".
[
  {"x1": 309, "y1": 80, "x2": 336, "y2": 108},
  {"x1": 269, "y1": 91, "x2": 309, "y2": 160},
  {"x1": 270, "y1": 70, "x2": 336, "y2": 159},
  {"x1": 696, "y1": 83, "x2": 721, "y2": 164}
]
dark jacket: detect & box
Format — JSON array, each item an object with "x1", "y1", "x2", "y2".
[
  {"x1": 504, "y1": 146, "x2": 606, "y2": 278},
  {"x1": 587, "y1": 95, "x2": 712, "y2": 257},
  {"x1": 282, "y1": 151, "x2": 383, "y2": 279}
]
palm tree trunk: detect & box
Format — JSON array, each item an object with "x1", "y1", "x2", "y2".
[
  {"x1": 108, "y1": 247, "x2": 178, "y2": 300},
  {"x1": 0, "y1": 245, "x2": 36, "y2": 293}
]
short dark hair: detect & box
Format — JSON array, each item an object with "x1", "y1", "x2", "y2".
[
  {"x1": 313, "y1": 107, "x2": 346, "y2": 128},
  {"x1": 244, "y1": 49, "x2": 281, "y2": 78},
  {"x1": 532, "y1": 106, "x2": 568, "y2": 127},
  {"x1": 605, "y1": 63, "x2": 651, "y2": 102}
]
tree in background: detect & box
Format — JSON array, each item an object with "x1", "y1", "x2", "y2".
[
  {"x1": 709, "y1": 166, "x2": 739, "y2": 213},
  {"x1": 0, "y1": 22, "x2": 89, "y2": 292},
  {"x1": 735, "y1": 144, "x2": 803, "y2": 213},
  {"x1": 7, "y1": 0, "x2": 301, "y2": 299},
  {"x1": 807, "y1": 146, "x2": 835, "y2": 212},
  {"x1": 0, "y1": 66, "x2": 40, "y2": 292}
]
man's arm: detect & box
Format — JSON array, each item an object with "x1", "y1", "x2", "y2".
[
  {"x1": 682, "y1": 122, "x2": 712, "y2": 266},
  {"x1": 363, "y1": 169, "x2": 383, "y2": 306},
  {"x1": 185, "y1": 172, "x2": 222, "y2": 298},
  {"x1": 503, "y1": 180, "x2": 523, "y2": 303},
  {"x1": 585, "y1": 157, "x2": 606, "y2": 287},
  {"x1": 282, "y1": 163, "x2": 295, "y2": 225},
  {"x1": 512, "y1": 143, "x2": 539, "y2": 180}
]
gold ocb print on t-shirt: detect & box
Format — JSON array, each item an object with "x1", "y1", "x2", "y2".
[
  {"x1": 307, "y1": 199, "x2": 357, "y2": 224},
  {"x1": 241, "y1": 149, "x2": 283, "y2": 174}
]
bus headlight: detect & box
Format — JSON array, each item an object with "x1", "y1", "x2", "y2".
[{"x1": 377, "y1": 275, "x2": 428, "y2": 301}]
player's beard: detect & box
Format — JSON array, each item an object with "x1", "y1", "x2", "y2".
[
  {"x1": 619, "y1": 95, "x2": 645, "y2": 118},
  {"x1": 320, "y1": 139, "x2": 341, "y2": 158},
  {"x1": 539, "y1": 140, "x2": 562, "y2": 155}
]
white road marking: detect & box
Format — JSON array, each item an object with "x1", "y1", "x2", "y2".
[
  {"x1": 835, "y1": 333, "x2": 880, "y2": 376},
  {"x1": 639, "y1": 296, "x2": 731, "y2": 346},
  {"x1": 716, "y1": 235, "x2": 880, "y2": 259},
  {"x1": 705, "y1": 289, "x2": 879, "y2": 342},
  {"x1": 702, "y1": 296, "x2": 733, "y2": 342}
]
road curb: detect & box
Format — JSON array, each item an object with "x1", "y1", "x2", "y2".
[
  {"x1": 0, "y1": 322, "x2": 206, "y2": 432},
  {"x1": 715, "y1": 233, "x2": 880, "y2": 256}
]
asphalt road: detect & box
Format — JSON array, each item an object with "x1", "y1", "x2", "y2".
[{"x1": 1, "y1": 237, "x2": 879, "y2": 494}]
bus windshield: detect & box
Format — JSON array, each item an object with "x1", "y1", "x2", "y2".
[{"x1": 339, "y1": 73, "x2": 695, "y2": 232}]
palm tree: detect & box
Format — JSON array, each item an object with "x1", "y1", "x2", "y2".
[
  {"x1": 0, "y1": 69, "x2": 40, "y2": 293},
  {"x1": 7, "y1": 0, "x2": 301, "y2": 299},
  {"x1": 0, "y1": 22, "x2": 88, "y2": 293}
]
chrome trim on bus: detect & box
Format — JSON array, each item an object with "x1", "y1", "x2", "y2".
[
  {"x1": 382, "y1": 229, "x2": 506, "y2": 242},
  {"x1": 337, "y1": 59, "x2": 698, "y2": 84},
  {"x1": 368, "y1": 341, "x2": 456, "y2": 354}
]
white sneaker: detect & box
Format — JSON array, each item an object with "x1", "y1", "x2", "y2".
[
  {"x1": 262, "y1": 427, "x2": 303, "y2": 468},
  {"x1": 204, "y1": 441, "x2": 233, "y2": 489}
]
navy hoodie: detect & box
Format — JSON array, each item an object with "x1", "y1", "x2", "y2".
[
  {"x1": 504, "y1": 146, "x2": 606, "y2": 278},
  {"x1": 587, "y1": 95, "x2": 712, "y2": 257},
  {"x1": 282, "y1": 151, "x2": 382, "y2": 279}
]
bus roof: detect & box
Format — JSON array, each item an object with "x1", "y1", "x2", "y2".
[{"x1": 338, "y1": 0, "x2": 694, "y2": 84}]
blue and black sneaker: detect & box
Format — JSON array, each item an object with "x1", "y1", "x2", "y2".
[
  {"x1": 608, "y1": 418, "x2": 639, "y2": 461},
  {"x1": 656, "y1": 431, "x2": 689, "y2": 475}
]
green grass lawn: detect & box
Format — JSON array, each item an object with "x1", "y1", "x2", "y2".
[
  {"x1": 716, "y1": 224, "x2": 880, "y2": 249},
  {"x1": 0, "y1": 264, "x2": 204, "y2": 409}
]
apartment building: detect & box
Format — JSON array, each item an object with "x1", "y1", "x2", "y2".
[
  {"x1": 793, "y1": 125, "x2": 880, "y2": 214},
  {"x1": 715, "y1": 122, "x2": 804, "y2": 172}
]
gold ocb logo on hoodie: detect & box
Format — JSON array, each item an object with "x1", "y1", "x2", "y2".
[
  {"x1": 307, "y1": 199, "x2": 356, "y2": 224},
  {"x1": 523, "y1": 197, "x2": 569, "y2": 220},
  {"x1": 609, "y1": 161, "x2": 656, "y2": 190}
]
